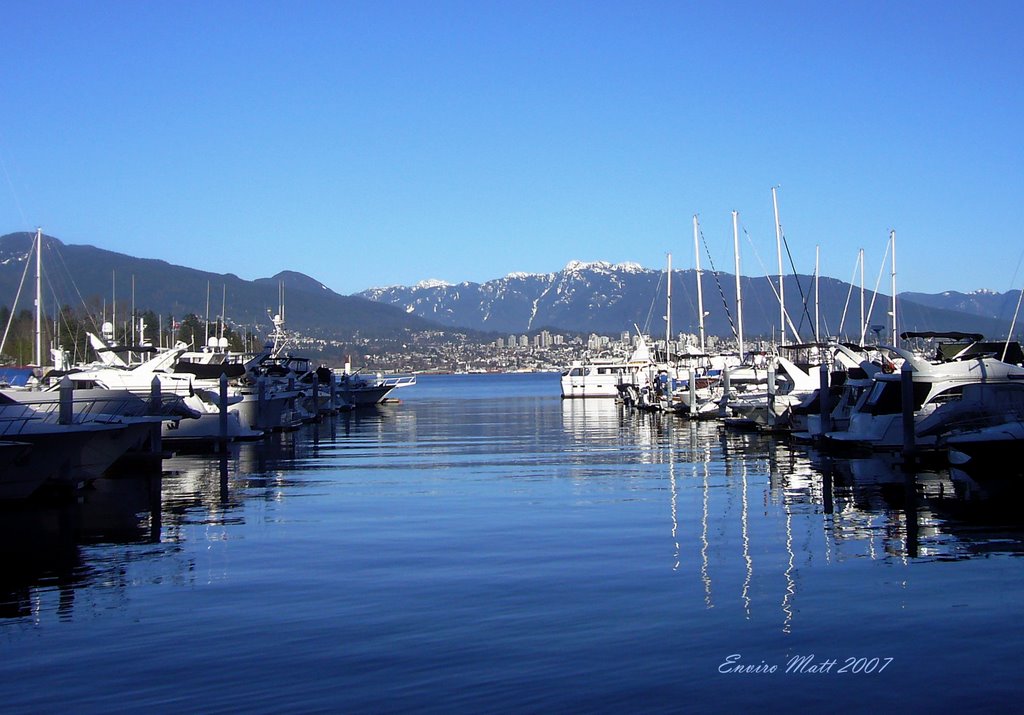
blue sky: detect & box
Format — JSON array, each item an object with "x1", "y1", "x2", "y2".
[{"x1": 2, "y1": 1, "x2": 1021, "y2": 295}]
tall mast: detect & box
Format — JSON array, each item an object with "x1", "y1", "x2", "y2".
[
  {"x1": 665, "y1": 252, "x2": 672, "y2": 362},
  {"x1": 33, "y1": 228, "x2": 42, "y2": 366},
  {"x1": 693, "y1": 214, "x2": 706, "y2": 353},
  {"x1": 131, "y1": 274, "x2": 136, "y2": 346},
  {"x1": 772, "y1": 186, "x2": 785, "y2": 345},
  {"x1": 890, "y1": 230, "x2": 897, "y2": 346},
  {"x1": 733, "y1": 210, "x2": 744, "y2": 358},
  {"x1": 111, "y1": 270, "x2": 116, "y2": 345},
  {"x1": 205, "y1": 280, "x2": 211, "y2": 347},
  {"x1": 859, "y1": 248, "x2": 865, "y2": 346},
  {"x1": 814, "y1": 244, "x2": 820, "y2": 342}
]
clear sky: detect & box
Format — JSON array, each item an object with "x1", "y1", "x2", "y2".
[{"x1": 2, "y1": 1, "x2": 1022, "y2": 296}]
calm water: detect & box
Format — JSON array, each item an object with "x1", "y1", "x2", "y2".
[{"x1": 2, "y1": 372, "x2": 1023, "y2": 712}]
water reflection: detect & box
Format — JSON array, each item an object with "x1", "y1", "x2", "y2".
[
  {"x1": 588, "y1": 404, "x2": 1024, "y2": 634},
  {"x1": 4, "y1": 382, "x2": 1024, "y2": 630},
  {"x1": 0, "y1": 474, "x2": 167, "y2": 620}
]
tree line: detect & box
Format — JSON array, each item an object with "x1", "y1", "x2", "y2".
[{"x1": 0, "y1": 305, "x2": 249, "y2": 367}]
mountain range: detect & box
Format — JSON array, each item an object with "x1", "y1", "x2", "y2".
[
  {"x1": 359, "y1": 260, "x2": 1023, "y2": 341},
  {"x1": 0, "y1": 232, "x2": 435, "y2": 341},
  {"x1": 2, "y1": 232, "x2": 1019, "y2": 344}
]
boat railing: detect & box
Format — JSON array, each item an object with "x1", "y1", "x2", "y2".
[
  {"x1": 381, "y1": 375, "x2": 417, "y2": 388},
  {"x1": 0, "y1": 391, "x2": 192, "y2": 426}
]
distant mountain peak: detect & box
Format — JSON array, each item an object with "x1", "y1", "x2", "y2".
[
  {"x1": 563, "y1": 259, "x2": 646, "y2": 274},
  {"x1": 262, "y1": 270, "x2": 333, "y2": 295},
  {"x1": 505, "y1": 270, "x2": 555, "y2": 281},
  {"x1": 416, "y1": 279, "x2": 452, "y2": 289}
]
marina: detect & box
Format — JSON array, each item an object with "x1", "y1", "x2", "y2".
[{"x1": 1, "y1": 372, "x2": 1021, "y2": 711}]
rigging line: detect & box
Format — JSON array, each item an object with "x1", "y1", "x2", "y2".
[
  {"x1": 0, "y1": 233, "x2": 35, "y2": 356},
  {"x1": 1000, "y1": 246, "x2": 1024, "y2": 327},
  {"x1": 0, "y1": 139, "x2": 30, "y2": 229},
  {"x1": 738, "y1": 223, "x2": 779, "y2": 332},
  {"x1": 864, "y1": 237, "x2": 892, "y2": 341},
  {"x1": 48, "y1": 239, "x2": 105, "y2": 335},
  {"x1": 641, "y1": 270, "x2": 665, "y2": 337},
  {"x1": 1002, "y1": 285, "x2": 1023, "y2": 361},
  {"x1": 678, "y1": 263, "x2": 698, "y2": 327},
  {"x1": 779, "y1": 229, "x2": 815, "y2": 341},
  {"x1": 42, "y1": 253, "x2": 92, "y2": 358},
  {"x1": 1006, "y1": 246, "x2": 1024, "y2": 295},
  {"x1": 1001, "y1": 247, "x2": 1024, "y2": 356},
  {"x1": 837, "y1": 253, "x2": 860, "y2": 338},
  {"x1": 740, "y1": 222, "x2": 801, "y2": 340},
  {"x1": 699, "y1": 227, "x2": 739, "y2": 341}
]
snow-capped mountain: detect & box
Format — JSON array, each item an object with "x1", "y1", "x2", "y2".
[
  {"x1": 359, "y1": 260, "x2": 1021, "y2": 339},
  {"x1": 360, "y1": 261, "x2": 670, "y2": 335}
]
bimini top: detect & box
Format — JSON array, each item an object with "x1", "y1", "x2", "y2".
[{"x1": 900, "y1": 331, "x2": 984, "y2": 343}]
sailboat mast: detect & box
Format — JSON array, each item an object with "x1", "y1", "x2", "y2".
[
  {"x1": 205, "y1": 281, "x2": 211, "y2": 347},
  {"x1": 733, "y1": 210, "x2": 744, "y2": 358},
  {"x1": 693, "y1": 214, "x2": 706, "y2": 353},
  {"x1": 33, "y1": 228, "x2": 42, "y2": 367},
  {"x1": 814, "y1": 245, "x2": 820, "y2": 342},
  {"x1": 859, "y1": 248, "x2": 865, "y2": 346},
  {"x1": 772, "y1": 187, "x2": 785, "y2": 345},
  {"x1": 665, "y1": 252, "x2": 672, "y2": 362},
  {"x1": 890, "y1": 230, "x2": 897, "y2": 346},
  {"x1": 112, "y1": 270, "x2": 116, "y2": 345}
]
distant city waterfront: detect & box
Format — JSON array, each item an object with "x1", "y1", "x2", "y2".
[{"x1": 304, "y1": 328, "x2": 752, "y2": 374}]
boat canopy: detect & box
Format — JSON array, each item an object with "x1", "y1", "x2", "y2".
[{"x1": 900, "y1": 331, "x2": 984, "y2": 343}]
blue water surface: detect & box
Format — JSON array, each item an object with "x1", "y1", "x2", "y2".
[{"x1": 1, "y1": 373, "x2": 1022, "y2": 712}]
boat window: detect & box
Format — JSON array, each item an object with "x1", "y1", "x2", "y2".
[
  {"x1": 569, "y1": 367, "x2": 584, "y2": 377},
  {"x1": 929, "y1": 386, "x2": 963, "y2": 406},
  {"x1": 865, "y1": 380, "x2": 934, "y2": 414},
  {"x1": 865, "y1": 382, "x2": 901, "y2": 415}
]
